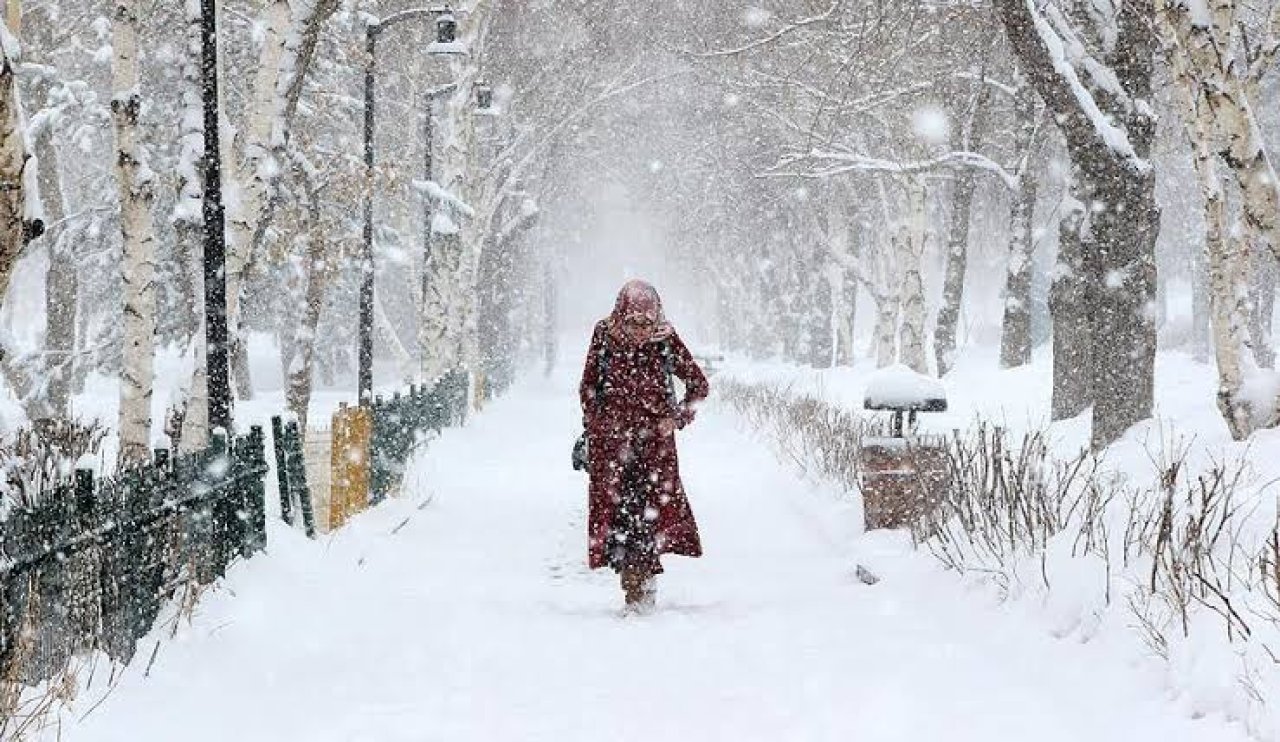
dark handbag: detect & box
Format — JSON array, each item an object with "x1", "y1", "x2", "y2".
[
  {"x1": 572, "y1": 433, "x2": 589, "y2": 471},
  {"x1": 573, "y1": 340, "x2": 610, "y2": 472}
]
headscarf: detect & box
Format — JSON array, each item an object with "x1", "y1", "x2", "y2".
[{"x1": 606, "y1": 279, "x2": 674, "y2": 347}]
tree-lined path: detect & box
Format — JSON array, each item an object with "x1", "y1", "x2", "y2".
[{"x1": 57, "y1": 372, "x2": 1248, "y2": 742}]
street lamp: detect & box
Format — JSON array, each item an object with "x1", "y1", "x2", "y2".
[
  {"x1": 360, "y1": 6, "x2": 468, "y2": 404},
  {"x1": 200, "y1": 0, "x2": 232, "y2": 434}
]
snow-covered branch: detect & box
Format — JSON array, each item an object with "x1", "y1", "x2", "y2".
[
  {"x1": 998, "y1": 0, "x2": 1149, "y2": 173},
  {"x1": 772, "y1": 149, "x2": 1019, "y2": 190},
  {"x1": 1249, "y1": 0, "x2": 1280, "y2": 82},
  {"x1": 684, "y1": 1, "x2": 841, "y2": 58}
]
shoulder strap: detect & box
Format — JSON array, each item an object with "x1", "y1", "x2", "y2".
[{"x1": 593, "y1": 339, "x2": 610, "y2": 411}]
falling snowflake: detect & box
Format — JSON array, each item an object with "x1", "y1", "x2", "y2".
[
  {"x1": 743, "y1": 8, "x2": 773, "y2": 27},
  {"x1": 911, "y1": 106, "x2": 949, "y2": 145}
]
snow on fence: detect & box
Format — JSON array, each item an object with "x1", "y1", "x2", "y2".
[{"x1": 0, "y1": 428, "x2": 269, "y2": 685}]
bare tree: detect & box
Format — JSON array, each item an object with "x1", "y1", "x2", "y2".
[{"x1": 995, "y1": 0, "x2": 1161, "y2": 448}]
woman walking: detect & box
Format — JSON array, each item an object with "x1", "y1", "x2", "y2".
[{"x1": 579, "y1": 280, "x2": 709, "y2": 613}]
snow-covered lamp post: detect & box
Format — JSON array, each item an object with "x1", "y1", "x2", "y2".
[{"x1": 360, "y1": 5, "x2": 468, "y2": 404}]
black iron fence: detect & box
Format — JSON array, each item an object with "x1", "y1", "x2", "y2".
[
  {"x1": 0, "y1": 427, "x2": 268, "y2": 684},
  {"x1": 0, "y1": 369, "x2": 477, "y2": 689},
  {"x1": 370, "y1": 370, "x2": 468, "y2": 504}
]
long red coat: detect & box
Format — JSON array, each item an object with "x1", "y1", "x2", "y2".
[{"x1": 579, "y1": 320, "x2": 710, "y2": 570}]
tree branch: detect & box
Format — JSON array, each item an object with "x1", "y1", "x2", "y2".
[{"x1": 683, "y1": 1, "x2": 841, "y2": 58}]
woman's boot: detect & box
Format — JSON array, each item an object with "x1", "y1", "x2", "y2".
[
  {"x1": 621, "y1": 568, "x2": 648, "y2": 610},
  {"x1": 638, "y1": 576, "x2": 657, "y2": 613}
]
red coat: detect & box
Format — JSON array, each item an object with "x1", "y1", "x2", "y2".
[{"x1": 579, "y1": 320, "x2": 710, "y2": 570}]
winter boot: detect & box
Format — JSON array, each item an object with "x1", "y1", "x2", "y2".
[
  {"x1": 621, "y1": 569, "x2": 645, "y2": 609},
  {"x1": 636, "y1": 577, "x2": 657, "y2": 614}
]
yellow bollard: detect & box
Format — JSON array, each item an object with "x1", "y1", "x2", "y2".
[{"x1": 330, "y1": 403, "x2": 373, "y2": 530}]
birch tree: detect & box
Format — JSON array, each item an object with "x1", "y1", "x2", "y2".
[
  {"x1": 223, "y1": 0, "x2": 339, "y2": 401},
  {"x1": 1157, "y1": 0, "x2": 1280, "y2": 436},
  {"x1": 111, "y1": 0, "x2": 156, "y2": 463},
  {"x1": 167, "y1": 0, "x2": 207, "y2": 449},
  {"x1": 0, "y1": 14, "x2": 40, "y2": 311},
  {"x1": 898, "y1": 178, "x2": 929, "y2": 373}
]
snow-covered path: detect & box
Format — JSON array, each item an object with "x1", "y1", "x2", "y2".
[{"x1": 58, "y1": 375, "x2": 1250, "y2": 741}]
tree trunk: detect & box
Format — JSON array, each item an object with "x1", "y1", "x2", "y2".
[
  {"x1": 839, "y1": 263, "x2": 859, "y2": 366},
  {"x1": 423, "y1": 3, "x2": 492, "y2": 386},
  {"x1": 24, "y1": 6, "x2": 74, "y2": 420},
  {"x1": 935, "y1": 170, "x2": 975, "y2": 376},
  {"x1": 1251, "y1": 248, "x2": 1276, "y2": 368},
  {"x1": 0, "y1": 41, "x2": 38, "y2": 309},
  {"x1": 113, "y1": 0, "x2": 158, "y2": 464},
  {"x1": 1158, "y1": 0, "x2": 1269, "y2": 436},
  {"x1": 999, "y1": 86, "x2": 1041, "y2": 369},
  {"x1": 1050, "y1": 193, "x2": 1093, "y2": 420},
  {"x1": 898, "y1": 181, "x2": 929, "y2": 374},
  {"x1": 869, "y1": 233, "x2": 900, "y2": 369},
  {"x1": 1190, "y1": 243, "x2": 1212, "y2": 362},
  {"x1": 934, "y1": 81, "x2": 991, "y2": 376},
  {"x1": 873, "y1": 292, "x2": 899, "y2": 368},
  {"x1": 222, "y1": 0, "x2": 288, "y2": 402},
  {"x1": 999, "y1": 169, "x2": 1038, "y2": 368},
  {"x1": 285, "y1": 238, "x2": 330, "y2": 435},
  {"x1": 1086, "y1": 169, "x2": 1159, "y2": 448},
  {"x1": 175, "y1": 0, "x2": 207, "y2": 451},
  {"x1": 996, "y1": 0, "x2": 1159, "y2": 448},
  {"x1": 223, "y1": 0, "x2": 339, "y2": 403},
  {"x1": 810, "y1": 263, "x2": 834, "y2": 368},
  {"x1": 34, "y1": 108, "x2": 75, "y2": 420}
]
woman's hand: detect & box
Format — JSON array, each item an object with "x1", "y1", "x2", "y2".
[{"x1": 659, "y1": 405, "x2": 696, "y2": 436}]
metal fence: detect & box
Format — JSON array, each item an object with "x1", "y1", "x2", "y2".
[
  {"x1": 0, "y1": 370, "x2": 473, "y2": 687},
  {"x1": 0, "y1": 427, "x2": 268, "y2": 684},
  {"x1": 369, "y1": 370, "x2": 468, "y2": 504}
]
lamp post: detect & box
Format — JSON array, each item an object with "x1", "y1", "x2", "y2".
[
  {"x1": 420, "y1": 82, "x2": 456, "y2": 324},
  {"x1": 360, "y1": 6, "x2": 467, "y2": 404},
  {"x1": 200, "y1": 0, "x2": 231, "y2": 434}
]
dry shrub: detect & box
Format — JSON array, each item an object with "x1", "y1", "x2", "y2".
[
  {"x1": 719, "y1": 379, "x2": 870, "y2": 493},
  {"x1": 718, "y1": 377, "x2": 1280, "y2": 663},
  {"x1": 1, "y1": 419, "x2": 108, "y2": 508}
]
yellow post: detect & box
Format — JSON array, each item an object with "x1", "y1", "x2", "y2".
[
  {"x1": 6, "y1": 0, "x2": 19, "y2": 35},
  {"x1": 330, "y1": 404, "x2": 373, "y2": 529}
]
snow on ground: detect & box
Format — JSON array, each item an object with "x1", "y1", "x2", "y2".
[{"x1": 49, "y1": 365, "x2": 1250, "y2": 741}]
